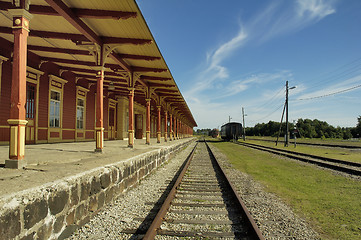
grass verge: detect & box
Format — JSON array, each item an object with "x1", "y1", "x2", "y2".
[{"x1": 210, "y1": 141, "x2": 361, "y2": 240}]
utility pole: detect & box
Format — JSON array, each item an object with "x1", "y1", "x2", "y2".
[
  {"x1": 285, "y1": 81, "x2": 289, "y2": 147},
  {"x1": 229, "y1": 116, "x2": 231, "y2": 123},
  {"x1": 285, "y1": 81, "x2": 296, "y2": 147},
  {"x1": 242, "y1": 107, "x2": 246, "y2": 141}
]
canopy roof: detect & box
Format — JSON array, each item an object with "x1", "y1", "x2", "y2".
[{"x1": 0, "y1": 0, "x2": 196, "y2": 127}]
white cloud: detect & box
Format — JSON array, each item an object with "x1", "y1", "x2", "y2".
[{"x1": 297, "y1": 0, "x2": 336, "y2": 19}]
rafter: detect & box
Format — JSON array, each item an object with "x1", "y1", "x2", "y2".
[
  {"x1": 118, "y1": 54, "x2": 160, "y2": 61},
  {"x1": 59, "y1": 65, "x2": 125, "y2": 77},
  {"x1": 148, "y1": 83, "x2": 175, "y2": 88},
  {"x1": 140, "y1": 76, "x2": 171, "y2": 81},
  {"x1": 0, "y1": 1, "x2": 137, "y2": 19},
  {"x1": 132, "y1": 66, "x2": 168, "y2": 73},
  {"x1": 28, "y1": 45, "x2": 90, "y2": 55},
  {"x1": 75, "y1": 73, "x2": 127, "y2": 84},
  {"x1": 44, "y1": 0, "x2": 101, "y2": 45},
  {"x1": 28, "y1": 45, "x2": 159, "y2": 61},
  {"x1": 0, "y1": 26, "x2": 151, "y2": 45}
]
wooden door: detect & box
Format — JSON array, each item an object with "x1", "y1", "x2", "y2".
[
  {"x1": 108, "y1": 107, "x2": 116, "y2": 140},
  {"x1": 135, "y1": 114, "x2": 143, "y2": 139},
  {"x1": 26, "y1": 83, "x2": 36, "y2": 144}
]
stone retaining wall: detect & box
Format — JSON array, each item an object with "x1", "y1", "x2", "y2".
[{"x1": 0, "y1": 139, "x2": 193, "y2": 240}]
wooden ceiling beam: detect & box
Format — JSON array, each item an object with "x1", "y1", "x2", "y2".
[
  {"x1": 140, "y1": 76, "x2": 171, "y2": 81},
  {"x1": 28, "y1": 45, "x2": 158, "y2": 61},
  {"x1": 132, "y1": 66, "x2": 168, "y2": 73},
  {"x1": 44, "y1": 0, "x2": 102, "y2": 45},
  {"x1": 148, "y1": 83, "x2": 175, "y2": 88},
  {"x1": 28, "y1": 45, "x2": 91, "y2": 55},
  {"x1": 59, "y1": 66, "x2": 124, "y2": 77},
  {"x1": 0, "y1": 1, "x2": 137, "y2": 19},
  {"x1": 118, "y1": 54, "x2": 160, "y2": 61},
  {"x1": 76, "y1": 73, "x2": 127, "y2": 84},
  {"x1": 40, "y1": 56, "x2": 118, "y2": 69}
]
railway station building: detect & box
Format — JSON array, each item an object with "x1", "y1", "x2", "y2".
[{"x1": 0, "y1": 0, "x2": 197, "y2": 169}]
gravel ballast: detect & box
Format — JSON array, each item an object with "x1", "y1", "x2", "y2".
[{"x1": 68, "y1": 141, "x2": 320, "y2": 239}]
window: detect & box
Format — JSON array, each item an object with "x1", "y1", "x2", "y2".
[
  {"x1": 26, "y1": 84, "x2": 35, "y2": 119},
  {"x1": 49, "y1": 91, "x2": 60, "y2": 127},
  {"x1": 77, "y1": 98, "x2": 84, "y2": 129}
]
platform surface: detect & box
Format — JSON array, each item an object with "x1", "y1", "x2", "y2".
[{"x1": 0, "y1": 138, "x2": 191, "y2": 198}]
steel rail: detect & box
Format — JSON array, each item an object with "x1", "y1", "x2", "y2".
[
  {"x1": 247, "y1": 137, "x2": 361, "y2": 149},
  {"x1": 142, "y1": 141, "x2": 198, "y2": 239},
  {"x1": 242, "y1": 142, "x2": 361, "y2": 168},
  {"x1": 235, "y1": 141, "x2": 361, "y2": 176},
  {"x1": 204, "y1": 140, "x2": 265, "y2": 240}
]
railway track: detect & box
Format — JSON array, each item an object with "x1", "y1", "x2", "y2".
[
  {"x1": 123, "y1": 140, "x2": 264, "y2": 239},
  {"x1": 246, "y1": 138, "x2": 361, "y2": 149},
  {"x1": 235, "y1": 141, "x2": 361, "y2": 176}
]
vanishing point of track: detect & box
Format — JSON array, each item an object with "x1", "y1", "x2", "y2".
[
  {"x1": 235, "y1": 141, "x2": 361, "y2": 176},
  {"x1": 141, "y1": 140, "x2": 265, "y2": 239}
]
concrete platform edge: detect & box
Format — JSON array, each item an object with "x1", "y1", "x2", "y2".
[{"x1": 0, "y1": 138, "x2": 195, "y2": 240}]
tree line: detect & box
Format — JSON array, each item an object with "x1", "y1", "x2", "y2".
[
  {"x1": 194, "y1": 117, "x2": 361, "y2": 140},
  {"x1": 246, "y1": 117, "x2": 361, "y2": 139}
]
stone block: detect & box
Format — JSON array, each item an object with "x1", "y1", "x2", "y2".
[
  {"x1": 20, "y1": 232, "x2": 35, "y2": 240},
  {"x1": 139, "y1": 168, "x2": 145, "y2": 179},
  {"x1": 111, "y1": 168, "x2": 118, "y2": 183},
  {"x1": 54, "y1": 215, "x2": 65, "y2": 233},
  {"x1": 36, "y1": 221, "x2": 53, "y2": 240},
  {"x1": 66, "y1": 210, "x2": 75, "y2": 225},
  {"x1": 100, "y1": 172, "x2": 111, "y2": 189},
  {"x1": 49, "y1": 190, "x2": 69, "y2": 215},
  {"x1": 75, "y1": 204, "x2": 87, "y2": 223},
  {"x1": 0, "y1": 208, "x2": 21, "y2": 239},
  {"x1": 123, "y1": 166, "x2": 130, "y2": 178},
  {"x1": 24, "y1": 199, "x2": 48, "y2": 229},
  {"x1": 105, "y1": 187, "x2": 114, "y2": 204},
  {"x1": 70, "y1": 184, "x2": 79, "y2": 207},
  {"x1": 80, "y1": 181, "x2": 91, "y2": 201},
  {"x1": 98, "y1": 192, "x2": 105, "y2": 208},
  {"x1": 90, "y1": 177, "x2": 101, "y2": 195},
  {"x1": 88, "y1": 196, "x2": 98, "y2": 212},
  {"x1": 58, "y1": 225, "x2": 77, "y2": 240}
]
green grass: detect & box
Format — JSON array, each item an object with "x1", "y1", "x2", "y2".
[{"x1": 211, "y1": 141, "x2": 361, "y2": 240}]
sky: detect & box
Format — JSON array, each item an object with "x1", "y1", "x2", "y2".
[{"x1": 137, "y1": 0, "x2": 361, "y2": 129}]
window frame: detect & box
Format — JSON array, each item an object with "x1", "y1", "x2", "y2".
[
  {"x1": 48, "y1": 75, "x2": 67, "y2": 141},
  {"x1": 49, "y1": 90, "x2": 61, "y2": 128}
]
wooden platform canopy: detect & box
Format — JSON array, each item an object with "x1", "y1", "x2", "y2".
[
  {"x1": 0, "y1": 0, "x2": 197, "y2": 127},
  {"x1": 0, "y1": 0, "x2": 197, "y2": 169}
]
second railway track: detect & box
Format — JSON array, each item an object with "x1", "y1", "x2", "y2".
[{"x1": 235, "y1": 141, "x2": 361, "y2": 176}]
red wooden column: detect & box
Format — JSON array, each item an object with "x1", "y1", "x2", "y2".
[
  {"x1": 180, "y1": 121, "x2": 183, "y2": 138},
  {"x1": 95, "y1": 68, "x2": 104, "y2": 152},
  {"x1": 146, "y1": 99, "x2": 151, "y2": 145},
  {"x1": 128, "y1": 88, "x2": 135, "y2": 148},
  {"x1": 169, "y1": 113, "x2": 173, "y2": 141},
  {"x1": 164, "y1": 111, "x2": 168, "y2": 142},
  {"x1": 6, "y1": 9, "x2": 33, "y2": 169},
  {"x1": 157, "y1": 106, "x2": 161, "y2": 143},
  {"x1": 175, "y1": 117, "x2": 179, "y2": 139}
]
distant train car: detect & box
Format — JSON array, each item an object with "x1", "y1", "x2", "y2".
[{"x1": 221, "y1": 122, "x2": 242, "y2": 141}]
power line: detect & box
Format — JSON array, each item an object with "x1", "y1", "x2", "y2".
[
  {"x1": 302, "y1": 57, "x2": 361, "y2": 90},
  {"x1": 294, "y1": 84, "x2": 361, "y2": 101},
  {"x1": 254, "y1": 103, "x2": 285, "y2": 122}
]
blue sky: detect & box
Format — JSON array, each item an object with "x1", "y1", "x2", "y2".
[{"x1": 137, "y1": 0, "x2": 361, "y2": 129}]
